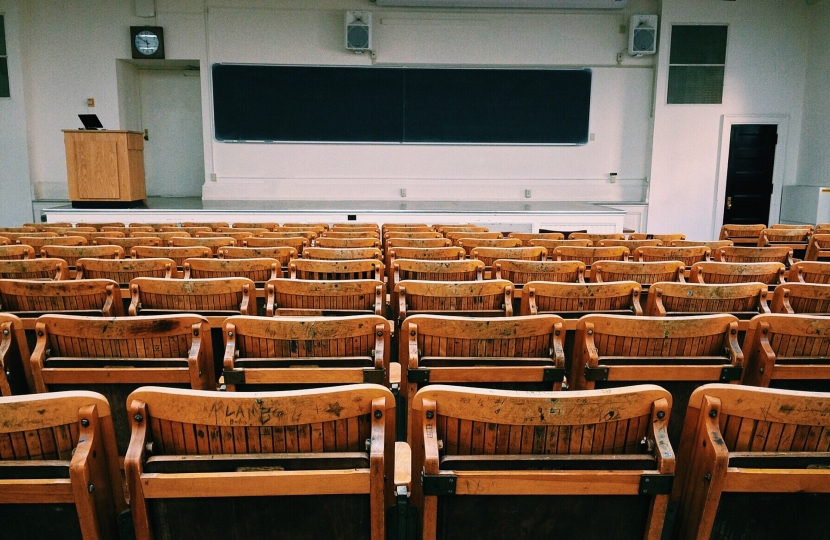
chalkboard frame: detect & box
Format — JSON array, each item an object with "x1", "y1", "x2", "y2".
[{"x1": 212, "y1": 63, "x2": 592, "y2": 146}]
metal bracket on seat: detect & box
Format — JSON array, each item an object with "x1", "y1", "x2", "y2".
[
  {"x1": 421, "y1": 470, "x2": 457, "y2": 496},
  {"x1": 542, "y1": 367, "x2": 566, "y2": 383},
  {"x1": 719, "y1": 366, "x2": 743, "y2": 382},
  {"x1": 222, "y1": 369, "x2": 245, "y2": 385},
  {"x1": 583, "y1": 365, "x2": 610, "y2": 382},
  {"x1": 407, "y1": 368, "x2": 430, "y2": 383},
  {"x1": 363, "y1": 368, "x2": 386, "y2": 384},
  {"x1": 639, "y1": 473, "x2": 674, "y2": 495}
]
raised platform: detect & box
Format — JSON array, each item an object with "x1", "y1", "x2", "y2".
[{"x1": 43, "y1": 198, "x2": 626, "y2": 233}]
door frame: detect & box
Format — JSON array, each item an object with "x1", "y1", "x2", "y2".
[{"x1": 712, "y1": 114, "x2": 789, "y2": 234}]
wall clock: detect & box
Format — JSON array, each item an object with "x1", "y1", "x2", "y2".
[{"x1": 130, "y1": 26, "x2": 165, "y2": 59}]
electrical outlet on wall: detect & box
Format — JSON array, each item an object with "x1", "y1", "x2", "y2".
[
  {"x1": 525, "y1": 189, "x2": 532, "y2": 198},
  {"x1": 400, "y1": 189, "x2": 407, "y2": 197},
  {"x1": 610, "y1": 172, "x2": 618, "y2": 183}
]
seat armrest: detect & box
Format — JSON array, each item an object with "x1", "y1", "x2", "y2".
[{"x1": 395, "y1": 441, "x2": 412, "y2": 494}]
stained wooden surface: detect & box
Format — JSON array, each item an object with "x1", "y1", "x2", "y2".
[
  {"x1": 789, "y1": 261, "x2": 830, "y2": 283},
  {"x1": 169, "y1": 236, "x2": 236, "y2": 255},
  {"x1": 690, "y1": 261, "x2": 786, "y2": 285},
  {"x1": 219, "y1": 246, "x2": 297, "y2": 268},
  {"x1": 126, "y1": 385, "x2": 394, "y2": 540},
  {"x1": 568, "y1": 233, "x2": 626, "y2": 242},
  {"x1": 395, "y1": 279, "x2": 514, "y2": 322},
  {"x1": 410, "y1": 384, "x2": 673, "y2": 540},
  {"x1": 598, "y1": 238, "x2": 663, "y2": 249},
  {"x1": 742, "y1": 313, "x2": 830, "y2": 388},
  {"x1": 494, "y1": 259, "x2": 585, "y2": 285},
  {"x1": 129, "y1": 277, "x2": 255, "y2": 316},
  {"x1": 93, "y1": 236, "x2": 161, "y2": 250},
  {"x1": 131, "y1": 246, "x2": 213, "y2": 269},
  {"x1": 0, "y1": 244, "x2": 36, "y2": 260},
  {"x1": 0, "y1": 278, "x2": 123, "y2": 317},
  {"x1": 553, "y1": 246, "x2": 629, "y2": 266},
  {"x1": 290, "y1": 258, "x2": 384, "y2": 281},
  {"x1": 17, "y1": 236, "x2": 87, "y2": 250},
  {"x1": 671, "y1": 239, "x2": 734, "y2": 249},
  {"x1": 316, "y1": 237, "x2": 381, "y2": 249},
  {"x1": 633, "y1": 246, "x2": 710, "y2": 267},
  {"x1": 717, "y1": 246, "x2": 794, "y2": 267},
  {"x1": 719, "y1": 224, "x2": 766, "y2": 244},
  {"x1": 507, "y1": 232, "x2": 565, "y2": 245},
  {"x1": 770, "y1": 282, "x2": 830, "y2": 314},
  {"x1": 0, "y1": 258, "x2": 69, "y2": 280},
  {"x1": 392, "y1": 260, "x2": 484, "y2": 291},
  {"x1": 520, "y1": 281, "x2": 642, "y2": 317},
  {"x1": 41, "y1": 245, "x2": 124, "y2": 268},
  {"x1": 469, "y1": 246, "x2": 546, "y2": 268},
  {"x1": 804, "y1": 234, "x2": 830, "y2": 261},
  {"x1": 628, "y1": 233, "x2": 686, "y2": 241},
  {"x1": 223, "y1": 314, "x2": 391, "y2": 390},
  {"x1": 184, "y1": 257, "x2": 280, "y2": 282},
  {"x1": 266, "y1": 278, "x2": 385, "y2": 316},
  {"x1": 645, "y1": 281, "x2": 769, "y2": 318},
  {"x1": 0, "y1": 313, "x2": 32, "y2": 395},
  {"x1": 673, "y1": 384, "x2": 830, "y2": 540},
  {"x1": 304, "y1": 247, "x2": 383, "y2": 261},
  {"x1": 75, "y1": 257, "x2": 174, "y2": 284},
  {"x1": 591, "y1": 260, "x2": 685, "y2": 285}
]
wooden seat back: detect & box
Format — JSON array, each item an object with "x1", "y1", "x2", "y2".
[
  {"x1": 0, "y1": 391, "x2": 125, "y2": 539},
  {"x1": 520, "y1": 281, "x2": 642, "y2": 317},
  {"x1": 804, "y1": 233, "x2": 830, "y2": 261},
  {"x1": 68, "y1": 230, "x2": 125, "y2": 243},
  {"x1": 717, "y1": 245, "x2": 794, "y2": 267},
  {"x1": 18, "y1": 236, "x2": 87, "y2": 251},
  {"x1": 219, "y1": 246, "x2": 297, "y2": 268},
  {"x1": 316, "y1": 237, "x2": 381, "y2": 249},
  {"x1": 770, "y1": 282, "x2": 830, "y2": 314},
  {"x1": 41, "y1": 244, "x2": 124, "y2": 268},
  {"x1": 670, "y1": 239, "x2": 734, "y2": 249},
  {"x1": 331, "y1": 223, "x2": 380, "y2": 232},
  {"x1": 742, "y1": 313, "x2": 830, "y2": 388},
  {"x1": 31, "y1": 314, "x2": 215, "y2": 453},
  {"x1": 101, "y1": 225, "x2": 155, "y2": 234},
  {"x1": 93, "y1": 236, "x2": 161, "y2": 251},
  {"x1": 0, "y1": 258, "x2": 69, "y2": 281},
  {"x1": 788, "y1": 260, "x2": 830, "y2": 283},
  {"x1": 494, "y1": 259, "x2": 585, "y2": 285},
  {"x1": 690, "y1": 261, "x2": 786, "y2": 285},
  {"x1": 215, "y1": 227, "x2": 271, "y2": 235},
  {"x1": 0, "y1": 226, "x2": 36, "y2": 233},
  {"x1": 43, "y1": 226, "x2": 96, "y2": 235},
  {"x1": 76, "y1": 257, "x2": 174, "y2": 284},
  {"x1": 79, "y1": 222, "x2": 126, "y2": 230},
  {"x1": 228, "y1": 221, "x2": 279, "y2": 230},
  {"x1": 527, "y1": 238, "x2": 593, "y2": 254},
  {"x1": 195, "y1": 230, "x2": 259, "y2": 242},
  {"x1": 181, "y1": 221, "x2": 229, "y2": 229},
  {"x1": 1, "y1": 231, "x2": 58, "y2": 244},
  {"x1": 130, "y1": 230, "x2": 190, "y2": 241},
  {"x1": 591, "y1": 260, "x2": 686, "y2": 285},
  {"x1": 23, "y1": 222, "x2": 73, "y2": 230},
  {"x1": 392, "y1": 259, "x2": 484, "y2": 286},
  {"x1": 0, "y1": 278, "x2": 123, "y2": 317},
  {"x1": 383, "y1": 231, "x2": 443, "y2": 244},
  {"x1": 552, "y1": 246, "x2": 630, "y2": 266},
  {"x1": 277, "y1": 223, "x2": 328, "y2": 232},
  {"x1": 158, "y1": 225, "x2": 212, "y2": 236},
  {"x1": 289, "y1": 258, "x2": 384, "y2": 281},
  {"x1": 410, "y1": 384, "x2": 674, "y2": 540},
  {"x1": 645, "y1": 282, "x2": 769, "y2": 318},
  {"x1": 385, "y1": 238, "x2": 451, "y2": 251},
  {"x1": 633, "y1": 246, "x2": 711, "y2": 266},
  {"x1": 321, "y1": 230, "x2": 380, "y2": 239},
  {"x1": 244, "y1": 236, "x2": 309, "y2": 254},
  {"x1": 126, "y1": 384, "x2": 395, "y2": 540},
  {"x1": 506, "y1": 232, "x2": 565, "y2": 244},
  {"x1": 570, "y1": 314, "x2": 742, "y2": 445},
  {"x1": 130, "y1": 245, "x2": 212, "y2": 268},
  {"x1": 129, "y1": 277, "x2": 255, "y2": 316},
  {"x1": 628, "y1": 233, "x2": 686, "y2": 241},
  {"x1": 445, "y1": 231, "x2": 503, "y2": 245},
  {"x1": 303, "y1": 247, "x2": 383, "y2": 261},
  {"x1": 0, "y1": 313, "x2": 31, "y2": 395},
  {"x1": 223, "y1": 315, "x2": 392, "y2": 390},
  {"x1": 568, "y1": 232, "x2": 626, "y2": 241},
  {"x1": 184, "y1": 257, "x2": 280, "y2": 282},
  {"x1": 672, "y1": 384, "x2": 830, "y2": 540},
  {"x1": 394, "y1": 279, "x2": 513, "y2": 324},
  {"x1": 757, "y1": 227, "x2": 811, "y2": 249},
  {"x1": 266, "y1": 278, "x2": 385, "y2": 317},
  {"x1": 597, "y1": 238, "x2": 662, "y2": 249},
  {"x1": 437, "y1": 226, "x2": 489, "y2": 235},
  {"x1": 719, "y1": 223, "x2": 767, "y2": 244},
  {"x1": 401, "y1": 314, "x2": 566, "y2": 402},
  {"x1": 469, "y1": 246, "x2": 546, "y2": 268},
  {"x1": 456, "y1": 237, "x2": 518, "y2": 256},
  {"x1": 169, "y1": 236, "x2": 236, "y2": 254}
]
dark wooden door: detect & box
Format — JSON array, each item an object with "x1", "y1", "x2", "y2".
[{"x1": 722, "y1": 124, "x2": 778, "y2": 225}]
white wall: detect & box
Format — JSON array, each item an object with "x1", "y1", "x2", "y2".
[
  {"x1": 0, "y1": 0, "x2": 34, "y2": 225},
  {"x1": 797, "y1": 1, "x2": 830, "y2": 187},
  {"x1": 648, "y1": 0, "x2": 810, "y2": 239},
  {"x1": 202, "y1": 1, "x2": 657, "y2": 202}
]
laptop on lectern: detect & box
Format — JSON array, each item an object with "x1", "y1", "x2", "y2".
[{"x1": 78, "y1": 114, "x2": 104, "y2": 130}]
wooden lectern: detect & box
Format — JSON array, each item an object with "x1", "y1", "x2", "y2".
[{"x1": 63, "y1": 130, "x2": 146, "y2": 207}]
